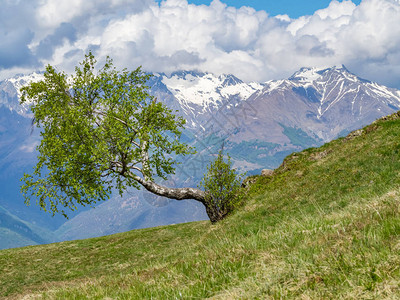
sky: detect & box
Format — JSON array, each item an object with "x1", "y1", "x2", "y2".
[
  {"x1": 1, "y1": 0, "x2": 400, "y2": 89},
  {"x1": 165, "y1": 0, "x2": 363, "y2": 18}
]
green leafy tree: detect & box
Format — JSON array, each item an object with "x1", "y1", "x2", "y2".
[
  {"x1": 20, "y1": 53, "x2": 206, "y2": 218},
  {"x1": 20, "y1": 52, "x2": 244, "y2": 223},
  {"x1": 199, "y1": 148, "x2": 245, "y2": 223}
]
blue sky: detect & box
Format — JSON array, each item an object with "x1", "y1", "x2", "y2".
[
  {"x1": 162, "y1": 0, "x2": 362, "y2": 18},
  {"x1": 1, "y1": 0, "x2": 400, "y2": 89}
]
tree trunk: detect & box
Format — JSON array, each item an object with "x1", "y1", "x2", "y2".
[
  {"x1": 127, "y1": 171, "x2": 206, "y2": 202},
  {"x1": 125, "y1": 171, "x2": 223, "y2": 222},
  {"x1": 142, "y1": 179, "x2": 206, "y2": 202},
  {"x1": 204, "y1": 202, "x2": 225, "y2": 223}
]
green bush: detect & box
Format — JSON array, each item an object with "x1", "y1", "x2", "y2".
[{"x1": 199, "y1": 149, "x2": 245, "y2": 223}]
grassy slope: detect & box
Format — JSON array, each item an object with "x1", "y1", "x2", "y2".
[{"x1": 1, "y1": 113, "x2": 400, "y2": 299}]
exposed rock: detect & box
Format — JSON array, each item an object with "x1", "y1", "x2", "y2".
[
  {"x1": 261, "y1": 169, "x2": 274, "y2": 177},
  {"x1": 278, "y1": 154, "x2": 299, "y2": 172},
  {"x1": 364, "y1": 124, "x2": 378, "y2": 134},
  {"x1": 376, "y1": 111, "x2": 400, "y2": 122},
  {"x1": 343, "y1": 129, "x2": 363, "y2": 142},
  {"x1": 309, "y1": 150, "x2": 331, "y2": 161},
  {"x1": 241, "y1": 176, "x2": 258, "y2": 188}
]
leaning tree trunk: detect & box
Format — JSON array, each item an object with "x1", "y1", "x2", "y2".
[
  {"x1": 125, "y1": 170, "x2": 224, "y2": 222},
  {"x1": 137, "y1": 176, "x2": 206, "y2": 202}
]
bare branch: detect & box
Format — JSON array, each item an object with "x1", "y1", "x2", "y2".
[
  {"x1": 129, "y1": 165, "x2": 144, "y2": 174},
  {"x1": 93, "y1": 110, "x2": 138, "y2": 134}
]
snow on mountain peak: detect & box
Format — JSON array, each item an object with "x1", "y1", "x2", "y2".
[
  {"x1": 0, "y1": 72, "x2": 44, "y2": 116},
  {"x1": 161, "y1": 71, "x2": 262, "y2": 107},
  {"x1": 289, "y1": 67, "x2": 327, "y2": 83},
  {"x1": 7, "y1": 72, "x2": 44, "y2": 99},
  {"x1": 288, "y1": 65, "x2": 353, "y2": 84}
]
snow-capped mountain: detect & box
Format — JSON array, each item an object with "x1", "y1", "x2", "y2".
[
  {"x1": 0, "y1": 72, "x2": 43, "y2": 116},
  {"x1": 149, "y1": 71, "x2": 263, "y2": 129},
  {"x1": 234, "y1": 65, "x2": 400, "y2": 144},
  {"x1": 1, "y1": 65, "x2": 400, "y2": 249},
  {"x1": 146, "y1": 66, "x2": 400, "y2": 147},
  {"x1": 276, "y1": 65, "x2": 400, "y2": 121},
  {"x1": 161, "y1": 71, "x2": 262, "y2": 107}
]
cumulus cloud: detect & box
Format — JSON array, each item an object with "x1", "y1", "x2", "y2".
[
  {"x1": 1, "y1": 0, "x2": 400, "y2": 89},
  {"x1": 0, "y1": 0, "x2": 39, "y2": 69},
  {"x1": 35, "y1": 23, "x2": 78, "y2": 59},
  {"x1": 0, "y1": 29, "x2": 37, "y2": 69},
  {"x1": 35, "y1": 0, "x2": 152, "y2": 29}
]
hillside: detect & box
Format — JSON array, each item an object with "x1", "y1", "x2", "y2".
[{"x1": 1, "y1": 112, "x2": 400, "y2": 299}]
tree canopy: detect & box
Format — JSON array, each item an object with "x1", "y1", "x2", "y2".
[{"x1": 20, "y1": 53, "x2": 204, "y2": 217}]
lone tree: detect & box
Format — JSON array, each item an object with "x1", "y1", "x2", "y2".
[
  {"x1": 20, "y1": 53, "x2": 243, "y2": 222},
  {"x1": 20, "y1": 53, "x2": 207, "y2": 217}
]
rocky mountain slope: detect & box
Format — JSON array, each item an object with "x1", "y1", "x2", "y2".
[
  {"x1": 247, "y1": 65, "x2": 400, "y2": 142},
  {"x1": 1, "y1": 66, "x2": 400, "y2": 248}
]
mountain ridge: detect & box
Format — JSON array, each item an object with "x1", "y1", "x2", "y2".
[{"x1": 5, "y1": 66, "x2": 400, "y2": 125}]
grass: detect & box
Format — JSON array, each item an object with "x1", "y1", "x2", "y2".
[{"x1": 1, "y1": 113, "x2": 400, "y2": 299}]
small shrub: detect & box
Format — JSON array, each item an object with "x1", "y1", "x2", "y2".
[{"x1": 199, "y1": 149, "x2": 245, "y2": 223}]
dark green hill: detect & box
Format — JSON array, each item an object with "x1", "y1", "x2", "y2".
[{"x1": 1, "y1": 112, "x2": 400, "y2": 299}]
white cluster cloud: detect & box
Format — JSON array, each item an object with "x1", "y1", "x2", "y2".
[{"x1": 1, "y1": 0, "x2": 400, "y2": 88}]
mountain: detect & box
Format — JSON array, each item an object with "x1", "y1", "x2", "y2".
[
  {"x1": 0, "y1": 72, "x2": 43, "y2": 116},
  {"x1": 253, "y1": 65, "x2": 400, "y2": 141},
  {"x1": 149, "y1": 71, "x2": 263, "y2": 129},
  {"x1": 3, "y1": 111, "x2": 400, "y2": 298},
  {"x1": 149, "y1": 66, "x2": 400, "y2": 173},
  {"x1": 1, "y1": 66, "x2": 400, "y2": 248}
]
